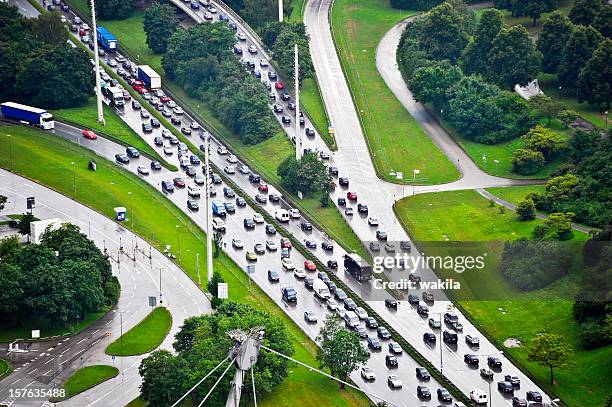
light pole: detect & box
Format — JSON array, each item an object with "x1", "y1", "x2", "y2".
[
  {"x1": 278, "y1": 0, "x2": 283, "y2": 22},
  {"x1": 294, "y1": 44, "x2": 302, "y2": 160},
  {"x1": 128, "y1": 192, "x2": 133, "y2": 228},
  {"x1": 6, "y1": 134, "x2": 13, "y2": 172},
  {"x1": 412, "y1": 169, "x2": 420, "y2": 195},
  {"x1": 196, "y1": 252, "x2": 201, "y2": 286},
  {"x1": 71, "y1": 161, "x2": 76, "y2": 197},
  {"x1": 158, "y1": 267, "x2": 164, "y2": 304},
  {"x1": 605, "y1": 110, "x2": 608, "y2": 129},
  {"x1": 176, "y1": 225, "x2": 181, "y2": 259},
  {"x1": 479, "y1": 351, "x2": 503, "y2": 407},
  {"x1": 90, "y1": 0, "x2": 105, "y2": 125},
  {"x1": 205, "y1": 134, "x2": 213, "y2": 283}
]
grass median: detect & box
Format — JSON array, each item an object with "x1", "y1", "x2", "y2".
[
  {"x1": 0, "y1": 124, "x2": 368, "y2": 407},
  {"x1": 51, "y1": 365, "x2": 119, "y2": 401},
  {"x1": 106, "y1": 307, "x2": 172, "y2": 356},
  {"x1": 394, "y1": 190, "x2": 608, "y2": 407},
  {"x1": 485, "y1": 185, "x2": 546, "y2": 206},
  {"x1": 331, "y1": 0, "x2": 459, "y2": 185},
  {"x1": 0, "y1": 358, "x2": 11, "y2": 379}
]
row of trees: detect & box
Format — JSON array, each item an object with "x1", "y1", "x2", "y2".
[
  {"x1": 261, "y1": 22, "x2": 314, "y2": 82},
  {"x1": 224, "y1": 0, "x2": 293, "y2": 30},
  {"x1": 95, "y1": 0, "x2": 133, "y2": 20},
  {"x1": 0, "y1": 5, "x2": 94, "y2": 108},
  {"x1": 160, "y1": 22, "x2": 278, "y2": 144},
  {"x1": 0, "y1": 224, "x2": 119, "y2": 327}
]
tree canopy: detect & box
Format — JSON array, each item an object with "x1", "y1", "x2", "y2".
[
  {"x1": 278, "y1": 151, "x2": 334, "y2": 196},
  {"x1": 537, "y1": 12, "x2": 574, "y2": 74},
  {"x1": 143, "y1": 3, "x2": 179, "y2": 54},
  {"x1": 577, "y1": 39, "x2": 612, "y2": 109},
  {"x1": 557, "y1": 25, "x2": 604, "y2": 91},
  {"x1": 460, "y1": 8, "x2": 503, "y2": 76},
  {"x1": 95, "y1": 0, "x2": 133, "y2": 20},
  {"x1": 528, "y1": 332, "x2": 574, "y2": 385}
]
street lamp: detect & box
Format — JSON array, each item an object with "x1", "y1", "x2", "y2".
[
  {"x1": 176, "y1": 225, "x2": 181, "y2": 259},
  {"x1": 90, "y1": 0, "x2": 105, "y2": 125},
  {"x1": 158, "y1": 267, "x2": 164, "y2": 304},
  {"x1": 71, "y1": 161, "x2": 76, "y2": 197},
  {"x1": 128, "y1": 192, "x2": 133, "y2": 228},
  {"x1": 605, "y1": 110, "x2": 608, "y2": 129}
]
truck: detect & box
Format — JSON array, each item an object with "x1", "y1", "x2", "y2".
[
  {"x1": 96, "y1": 26, "x2": 118, "y2": 52},
  {"x1": 1, "y1": 102, "x2": 54, "y2": 130},
  {"x1": 137, "y1": 65, "x2": 161, "y2": 89},
  {"x1": 103, "y1": 86, "x2": 125, "y2": 107},
  {"x1": 312, "y1": 279, "x2": 330, "y2": 300},
  {"x1": 212, "y1": 200, "x2": 226, "y2": 217},
  {"x1": 344, "y1": 253, "x2": 372, "y2": 281}
]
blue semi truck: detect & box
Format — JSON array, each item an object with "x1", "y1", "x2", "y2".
[
  {"x1": 96, "y1": 27, "x2": 118, "y2": 52},
  {"x1": 137, "y1": 65, "x2": 162, "y2": 89},
  {"x1": 1, "y1": 102, "x2": 55, "y2": 130}
]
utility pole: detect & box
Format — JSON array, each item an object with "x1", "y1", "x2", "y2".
[
  {"x1": 159, "y1": 267, "x2": 164, "y2": 304},
  {"x1": 205, "y1": 134, "x2": 213, "y2": 283},
  {"x1": 90, "y1": 0, "x2": 105, "y2": 125},
  {"x1": 196, "y1": 252, "x2": 201, "y2": 286},
  {"x1": 278, "y1": 0, "x2": 283, "y2": 22},
  {"x1": 294, "y1": 44, "x2": 301, "y2": 160},
  {"x1": 225, "y1": 329, "x2": 263, "y2": 407}
]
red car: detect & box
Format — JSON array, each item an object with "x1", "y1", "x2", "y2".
[
  {"x1": 82, "y1": 129, "x2": 97, "y2": 140},
  {"x1": 304, "y1": 260, "x2": 317, "y2": 271},
  {"x1": 347, "y1": 191, "x2": 358, "y2": 201},
  {"x1": 79, "y1": 28, "x2": 88, "y2": 36},
  {"x1": 275, "y1": 81, "x2": 285, "y2": 89},
  {"x1": 160, "y1": 97, "x2": 171, "y2": 103},
  {"x1": 122, "y1": 90, "x2": 131, "y2": 100},
  {"x1": 132, "y1": 80, "x2": 144, "y2": 87},
  {"x1": 136, "y1": 88, "x2": 148, "y2": 95},
  {"x1": 173, "y1": 177, "x2": 186, "y2": 188},
  {"x1": 258, "y1": 184, "x2": 269, "y2": 193},
  {"x1": 280, "y1": 237, "x2": 292, "y2": 249}
]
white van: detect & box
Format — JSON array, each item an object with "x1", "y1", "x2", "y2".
[
  {"x1": 343, "y1": 311, "x2": 359, "y2": 329},
  {"x1": 313, "y1": 279, "x2": 330, "y2": 299},
  {"x1": 470, "y1": 389, "x2": 488, "y2": 405},
  {"x1": 275, "y1": 209, "x2": 290, "y2": 223}
]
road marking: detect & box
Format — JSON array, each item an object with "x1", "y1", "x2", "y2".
[
  {"x1": 43, "y1": 370, "x2": 52, "y2": 376},
  {"x1": 92, "y1": 329, "x2": 99, "y2": 335},
  {"x1": 76, "y1": 338, "x2": 86, "y2": 345}
]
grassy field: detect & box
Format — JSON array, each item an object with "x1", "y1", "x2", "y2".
[
  {"x1": 0, "y1": 312, "x2": 106, "y2": 343},
  {"x1": 331, "y1": 0, "x2": 459, "y2": 185},
  {"x1": 395, "y1": 190, "x2": 608, "y2": 407},
  {"x1": 52, "y1": 365, "x2": 119, "y2": 401},
  {"x1": 106, "y1": 307, "x2": 172, "y2": 356},
  {"x1": 486, "y1": 185, "x2": 546, "y2": 206},
  {"x1": 0, "y1": 125, "x2": 368, "y2": 407},
  {"x1": 0, "y1": 359, "x2": 11, "y2": 379},
  {"x1": 300, "y1": 77, "x2": 334, "y2": 149}
]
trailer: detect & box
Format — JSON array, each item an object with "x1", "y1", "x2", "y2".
[
  {"x1": 344, "y1": 253, "x2": 372, "y2": 281},
  {"x1": 137, "y1": 65, "x2": 161, "y2": 89},
  {"x1": 1, "y1": 102, "x2": 54, "y2": 130},
  {"x1": 96, "y1": 26, "x2": 118, "y2": 52},
  {"x1": 103, "y1": 86, "x2": 125, "y2": 107}
]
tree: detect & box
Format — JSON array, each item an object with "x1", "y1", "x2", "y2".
[
  {"x1": 143, "y1": 3, "x2": 179, "y2": 54},
  {"x1": 537, "y1": 12, "x2": 574, "y2": 74},
  {"x1": 577, "y1": 39, "x2": 612, "y2": 109},
  {"x1": 516, "y1": 198, "x2": 536, "y2": 220},
  {"x1": 316, "y1": 315, "x2": 369, "y2": 388},
  {"x1": 390, "y1": 0, "x2": 443, "y2": 10},
  {"x1": 261, "y1": 21, "x2": 305, "y2": 48},
  {"x1": 241, "y1": 0, "x2": 291, "y2": 30},
  {"x1": 557, "y1": 25, "x2": 604, "y2": 91},
  {"x1": 528, "y1": 333, "x2": 574, "y2": 385},
  {"x1": 272, "y1": 29, "x2": 314, "y2": 82},
  {"x1": 557, "y1": 109, "x2": 579, "y2": 128},
  {"x1": 18, "y1": 213, "x2": 35, "y2": 235},
  {"x1": 487, "y1": 25, "x2": 542, "y2": 89},
  {"x1": 460, "y1": 8, "x2": 503, "y2": 76},
  {"x1": 32, "y1": 11, "x2": 67, "y2": 45},
  {"x1": 419, "y1": 1, "x2": 470, "y2": 63},
  {"x1": 511, "y1": 148, "x2": 545, "y2": 175},
  {"x1": 532, "y1": 212, "x2": 575, "y2": 241},
  {"x1": 566, "y1": 129, "x2": 597, "y2": 162},
  {"x1": 544, "y1": 173, "x2": 580, "y2": 201},
  {"x1": 95, "y1": 0, "x2": 133, "y2": 20},
  {"x1": 521, "y1": 125, "x2": 566, "y2": 160},
  {"x1": 277, "y1": 151, "x2": 333, "y2": 196},
  {"x1": 410, "y1": 60, "x2": 463, "y2": 108},
  {"x1": 213, "y1": 232, "x2": 223, "y2": 258},
  {"x1": 208, "y1": 271, "x2": 224, "y2": 298},
  {"x1": 139, "y1": 350, "x2": 189, "y2": 407},
  {"x1": 510, "y1": 0, "x2": 557, "y2": 26},
  {"x1": 528, "y1": 95, "x2": 562, "y2": 125},
  {"x1": 568, "y1": 0, "x2": 605, "y2": 27},
  {"x1": 592, "y1": 5, "x2": 612, "y2": 38}
]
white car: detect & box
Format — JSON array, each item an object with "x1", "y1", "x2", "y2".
[
  {"x1": 281, "y1": 257, "x2": 295, "y2": 270},
  {"x1": 289, "y1": 208, "x2": 301, "y2": 219},
  {"x1": 294, "y1": 268, "x2": 307, "y2": 279},
  {"x1": 266, "y1": 240, "x2": 277, "y2": 251},
  {"x1": 304, "y1": 311, "x2": 317, "y2": 323},
  {"x1": 212, "y1": 217, "x2": 225, "y2": 232},
  {"x1": 161, "y1": 129, "x2": 172, "y2": 138},
  {"x1": 172, "y1": 106, "x2": 184, "y2": 115},
  {"x1": 470, "y1": 389, "x2": 488, "y2": 405},
  {"x1": 355, "y1": 307, "x2": 368, "y2": 320},
  {"x1": 387, "y1": 374, "x2": 402, "y2": 389},
  {"x1": 137, "y1": 165, "x2": 149, "y2": 175},
  {"x1": 226, "y1": 154, "x2": 238, "y2": 163},
  {"x1": 253, "y1": 213, "x2": 264, "y2": 223},
  {"x1": 367, "y1": 216, "x2": 379, "y2": 226},
  {"x1": 360, "y1": 366, "x2": 375, "y2": 381},
  {"x1": 217, "y1": 145, "x2": 228, "y2": 155},
  {"x1": 259, "y1": 59, "x2": 269, "y2": 67},
  {"x1": 232, "y1": 238, "x2": 244, "y2": 249},
  {"x1": 207, "y1": 6, "x2": 217, "y2": 12},
  {"x1": 326, "y1": 298, "x2": 339, "y2": 311},
  {"x1": 224, "y1": 165, "x2": 236, "y2": 174},
  {"x1": 190, "y1": 121, "x2": 200, "y2": 130},
  {"x1": 163, "y1": 145, "x2": 173, "y2": 155},
  {"x1": 187, "y1": 185, "x2": 201, "y2": 197},
  {"x1": 239, "y1": 165, "x2": 250, "y2": 174},
  {"x1": 204, "y1": 12, "x2": 213, "y2": 20}
]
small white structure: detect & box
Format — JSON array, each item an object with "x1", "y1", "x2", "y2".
[
  {"x1": 30, "y1": 218, "x2": 62, "y2": 244},
  {"x1": 514, "y1": 79, "x2": 543, "y2": 100}
]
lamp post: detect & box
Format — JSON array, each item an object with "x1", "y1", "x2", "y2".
[
  {"x1": 71, "y1": 161, "x2": 76, "y2": 197},
  {"x1": 605, "y1": 110, "x2": 608, "y2": 129},
  {"x1": 90, "y1": 0, "x2": 105, "y2": 125},
  {"x1": 128, "y1": 192, "x2": 133, "y2": 228},
  {"x1": 295, "y1": 44, "x2": 301, "y2": 160},
  {"x1": 278, "y1": 0, "x2": 283, "y2": 22},
  {"x1": 205, "y1": 134, "x2": 213, "y2": 283},
  {"x1": 158, "y1": 267, "x2": 164, "y2": 304},
  {"x1": 479, "y1": 351, "x2": 503, "y2": 407},
  {"x1": 176, "y1": 225, "x2": 181, "y2": 259}
]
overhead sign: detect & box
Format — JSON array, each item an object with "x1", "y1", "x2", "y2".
[
  {"x1": 218, "y1": 283, "x2": 228, "y2": 299},
  {"x1": 148, "y1": 296, "x2": 157, "y2": 307},
  {"x1": 26, "y1": 197, "x2": 35, "y2": 210},
  {"x1": 31, "y1": 330, "x2": 40, "y2": 339}
]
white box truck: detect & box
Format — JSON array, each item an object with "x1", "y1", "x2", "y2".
[
  {"x1": 137, "y1": 65, "x2": 161, "y2": 89},
  {"x1": 313, "y1": 279, "x2": 330, "y2": 299}
]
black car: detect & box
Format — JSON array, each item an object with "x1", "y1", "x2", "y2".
[
  {"x1": 365, "y1": 317, "x2": 378, "y2": 329},
  {"x1": 328, "y1": 166, "x2": 339, "y2": 176},
  {"x1": 327, "y1": 260, "x2": 338, "y2": 269},
  {"x1": 357, "y1": 203, "x2": 368, "y2": 214},
  {"x1": 69, "y1": 24, "x2": 78, "y2": 32},
  {"x1": 268, "y1": 71, "x2": 277, "y2": 80},
  {"x1": 223, "y1": 187, "x2": 235, "y2": 198},
  {"x1": 161, "y1": 180, "x2": 174, "y2": 192},
  {"x1": 464, "y1": 354, "x2": 479, "y2": 366},
  {"x1": 526, "y1": 391, "x2": 542, "y2": 402},
  {"x1": 385, "y1": 355, "x2": 398, "y2": 368},
  {"x1": 376, "y1": 230, "x2": 388, "y2": 240},
  {"x1": 322, "y1": 242, "x2": 333, "y2": 251},
  {"x1": 305, "y1": 127, "x2": 315, "y2": 137},
  {"x1": 367, "y1": 336, "x2": 381, "y2": 350},
  {"x1": 265, "y1": 224, "x2": 276, "y2": 235},
  {"x1": 171, "y1": 116, "x2": 181, "y2": 125},
  {"x1": 280, "y1": 92, "x2": 290, "y2": 101},
  {"x1": 465, "y1": 334, "x2": 480, "y2": 347},
  {"x1": 269, "y1": 193, "x2": 280, "y2": 203},
  {"x1": 190, "y1": 155, "x2": 201, "y2": 165},
  {"x1": 233, "y1": 45, "x2": 242, "y2": 55},
  {"x1": 150, "y1": 118, "x2": 160, "y2": 128},
  {"x1": 344, "y1": 298, "x2": 357, "y2": 311},
  {"x1": 267, "y1": 270, "x2": 279, "y2": 282},
  {"x1": 236, "y1": 197, "x2": 247, "y2": 207},
  {"x1": 61, "y1": 4, "x2": 69, "y2": 11},
  {"x1": 416, "y1": 367, "x2": 430, "y2": 380},
  {"x1": 281, "y1": 116, "x2": 291, "y2": 124},
  {"x1": 224, "y1": 202, "x2": 235, "y2": 213},
  {"x1": 338, "y1": 177, "x2": 349, "y2": 186},
  {"x1": 319, "y1": 271, "x2": 331, "y2": 284},
  {"x1": 377, "y1": 327, "x2": 391, "y2": 339},
  {"x1": 400, "y1": 241, "x2": 412, "y2": 251},
  {"x1": 498, "y1": 381, "x2": 514, "y2": 394},
  {"x1": 444, "y1": 312, "x2": 458, "y2": 325},
  {"x1": 437, "y1": 388, "x2": 452, "y2": 402},
  {"x1": 416, "y1": 385, "x2": 431, "y2": 399},
  {"x1": 126, "y1": 147, "x2": 140, "y2": 158},
  {"x1": 142, "y1": 123, "x2": 153, "y2": 133},
  {"x1": 243, "y1": 218, "x2": 255, "y2": 229},
  {"x1": 385, "y1": 299, "x2": 398, "y2": 309},
  {"x1": 488, "y1": 356, "x2": 502, "y2": 369},
  {"x1": 480, "y1": 368, "x2": 494, "y2": 380},
  {"x1": 150, "y1": 161, "x2": 162, "y2": 170},
  {"x1": 304, "y1": 276, "x2": 314, "y2": 289},
  {"x1": 187, "y1": 199, "x2": 199, "y2": 211},
  {"x1": 115, "y1": 153, "x2": 129, "y2": 164},
  {"x1": 408, "y1": 294, "x2": 420, "y2": 304},
  {"x1": 300, "y1": 221, "x2": 312, "y2": 231},
  {"x1": 511, "y1": 397, "x2": 528, "y2": 407},
  {"x1": 337, "y1": 197, "x2": 346, "y2": 206},
  {"x1": 282, "y1": 287, "x2": 297, "y2": 303},
  {"x1": 154, "y1": 136, "x2": 163, "y2": 146},
  {"x1": 443, "y1": 330, "x2": 458, "y2": 344},
  {"x1": 249, "y1": 173, "x2": 261, "y2": 183},
  {"x1": 423, "y1": 332, "x2": 436, "y2": 343}
]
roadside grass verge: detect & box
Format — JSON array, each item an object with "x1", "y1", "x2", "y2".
[
  {"x1": 331, "y1": 0, "x2": 459, "y2": 185},
  {"x1": 0, "y1": 359, "x2": 11, "y2": 380},
  {"x1": 0, "y1": 125, "x2": 369, "y2": 407},
  {"x1": 105, "y1": 307, "x2": 172, "y2": 356},
  {"x1": 0, "y1": 312, "x2": 106, "y2": 343},
  {"x1": 394, "y1": 190, "x2": 608, "y2": 407},
  {"x1": 51, "y1": 365, "x2": 119, "y2": 401},
  {"x1": 485, "y1": 185, "x2": 546, "y2": 206}
]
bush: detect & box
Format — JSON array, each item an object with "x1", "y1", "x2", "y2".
[
  {"x1": 511, "y1": 148, "x2": 545, "y2": 175},
  {"x1": 516, "y1": 198, "x2": 536, "y2": 220},
  {"x1": 390, "y1": 0, "x2": 444, "y2": 10},
  {"x1": 579, "y1": 320, "x2": 611, "y2": 349}
]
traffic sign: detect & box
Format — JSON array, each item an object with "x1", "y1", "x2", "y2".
[{"x1": 218, "y1": 283, "x2": 228, "y2": 299}]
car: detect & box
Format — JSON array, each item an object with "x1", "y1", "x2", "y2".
[
  {"x1": 294, "y1": 268, "x2": 306, "y2": 279},
  {"x1": 305, "y1": 127, "x2": 315, "y2": 137},
  {"x1": 235, "y1": 196, "x2": 247, "y2": 207},
  {"x1": 470, "y1": 389, "x2": 488, "y2": 405},
  {"x1": 304, "y1": 260, "x2": 316, "y2": 271},
  {"x1": 511, "y1": 397, "x2": 528, "y2": 407},
  {"x1": 344, "y1": 207, "x2": 354, "y2": 216},
  {"x1": 365, "y1": 317, "x2": 378, "y2": 329},
  {"x1": 339, "y1": 177, "x2": 349, "y2": 186},
  {"x1": 161, "y1": 180, "x2": 174, "y2": 192},
  {"x1": 264, "y1": 240, "x2": 277, "y2": 251},
  {"x1": 173, "y1": 177, "x2": 186, "y2": 188},
  {"x1": 385, "y1": 299, "x2": 398, "y2": 309},
  {"x1": 273, "y1": 104, "x2": 283, "y2": 113},
  {"x1": 480, "y1": 368, "x2": 494, "y2": 380},
  {"x1": 82, "y1": 129, "x2": 97, "y2": 140},
  {"x1": 367, "y1": 217, "x2": 379, "y2": 226},
  {"x1": 269, "y1": 92, "x2": 276, "y2": 100},
  {"x1": 464, "y1": 354, "x2": 479, "y2": 366},
  {"x1": 300, "y1": 221, "x2": 312, "y2": 231},
  {"x1": 385, "y1": 355, "x2": 398, "y2": 368},
  {"x1": 232, "y1": 238, "x2": 244, "y2": 249},
  {"x1": 253, "y1": 213, "x2": 264, "y2": 223},
  {"x1": 437, "y1": 388, "x2": 452, "y2": 402},
  {"x1": 425, "y1": 318, "x2": 440, "y2": 330},
  {"x1": 327, "y1": 260, "x2": 338, "y2": 270},
  {"x1": 526, "y1": 391, "x2": 542, "y2": 402},
  {"x1": 498, "y1": 381, "x2": 514, "y2": 394},
  {"x1": 149, "y1": 118, "x2": 160, "y2": 128},
  {"x1": 417, "y1": 302, "x2": 429, "y2": 315},
  {"x1": 409, "y1": 273, "x2": 422, "y2": 283},
  {"x1": 416, "y1": 367, "x2": 430, "y2": 380},
  {"x1": 423, "y1": 332, "x2": 436, "y2": 343},
  {"x1": 354, "y1": 307, "x2": 367, "y2": 320},
  {"x1": 257, "y1": 183, "x2": 268, "y2": 193},
  {"x1": 163, "y1": 145, "x2": 173, "y2": 155},
  {"x1": 243, "y1": 218, "x2": 255, "y2": 229},
  {"x1": 275, "y1": 81, "x2": 285, "y2": 89},
  {"x1": 70, "y1": 24, "x2": 78, "y2": 32},
  {"x1": 142, "y1": 123, "x2": 153, "y2": 133},
  {"x1": 304, "y1": 240, "x2": 316, "y2": 249},
  {"x1": 357, "y1": 203, "x2": 368, "y2": 214},
  {"x1": 259, "y1": 59, "x2": 268, "y2": 67},
  {"x1": 237, "y1": 32, "x2": 247, "y2": 41},
  {"x1": 417, "y1": 385, "x2": 431, "y2": 399},
  {"x1": 354, "y1": 326, "x2": 368, "y2": 338},
  {"x1": 181, "y1": 127, "x2": 192, "y2": 135},
  {"x1": 320, "y1": 151, "x2": 330, "y2": 159},
  {"x1": 408, "y1": 294, "x2": 420, "y2": 304},
  {"x1": 319, "y1": 272, "x2": 331, "y2": 284},
  {"x1": 135, "y1": 165, "x2": 149, "y2": 176},
  {"x1": 344, "y1": 298, "x2": 357, "y2": 311},
  {"x1": 187, "y1": 199, "x2": 199, "y2": 211},
  {"x1": 377, "y1": 326, "x2": 391, "y2": 339},
  {"x1": 302, "y1": 310, "x2": 318, "y2": 323},
  {"x1": 269, "y1": 193, "x2": 280, "y2": 203},
  {"x1": 326, "y1": 298, "x2": 339, "y2": 312},
  {"x1": 255, "y1": 194, "x2": 268, "y2": 203},
  {"x1": 346, "y1": 191, "x2": 357, "y2": 200},
  {"x1": 281, "y1": 287, "x2": 297, "y2": 303},
  {"x1": 171, "y1": 116, "x2": 181, "y2": 125},
  {"x1": 246, "y1": 251, "x2": 257, "y2": 261},
  {"x1": 223, "y1": 187, "x2": 235, "y2": 198},
  {"x1": 443, "y1": 330, "x2": 458, "y2": 344},
  {"x1": 248, "y1": 173, "x2": 261, "y2": 183},
  {"x1": 465, "y1": 335, "x2": 480, "y2": 347},
  {"x1": 280, "y1": 237, "x2": 292, "y2": 249},
  {"x1": 267, "y1": 71, "x2": 277, "y2": 80},
  {"x1": 487, "y1": 356, "x2": 502, "y2": 369},
  {"x1": 173, "y1": 106, "x2": 184, "y2": 115},
  {"x1": 444, "y1": 312, "x2": 459, "y2": 325},
  {"x1": 367, "y1": 336, "x2": 381, "y2": 350},
  {"x1": 422, "y1": 291, "x2": 434, "y2": 302},
  {"x1": 265, "y1": 224, "x2": 276, "y2": 235},
  {"x1": 387, "y1": 374, "x2": 402, "y2": 389},
  {"x1": 504, "y1": 375, "x2": 520, "y2": 386},
  {"x1": 360, "y1": 366, "x2": 376, "y2": 381},
  {"x1": 281, "y1": 257, "x2": 295, "y2": 270},
  {"x1": 452, "y1": 321, "x2": 464, "y2": 331},
  {"x1": 190, "y1": 1, "x2": 199, "y2": 8},
  {"x1": 281, "y1": 116, "x2": 291, "y2": 124},
  {"x1": 150, "y1": 161, "x2": 162, "y2": 171},
  {"x1": 126, "y1": 147, "x2": 140, "y2": 158},
  {"x1": 247, "y1": 45, "x2": 257, "y2": 54},
  {"x1": 115, "y1": 154, "x2": 129, "y2": 164},
  {"x1": 211, "y1": 174, "x2": 222, "y2": 184},
  {"x1": 154, "y1": 136, "x2": 164, "y2": 146},
  {"x1": 304, "y1": 276, "x2": 314, "y2": 289},
  {"x1": 254, "y1": 243, "x2": 265, "y2": 254},
  {"x1": 388, "y1": 342, "x2": 402, "y2": 354},
  {"x1": 194, "y1": 175, "x2": 206, "y2": 185},
  {"x1": 237, "y1": 164, "x2": 250, "y2": 174},
  {"x1": 267, "y1": 270, "x2": 279, "y2": 281},
  {"x1": 224, "y1": 202, "x2": 235, "y2": 213}
]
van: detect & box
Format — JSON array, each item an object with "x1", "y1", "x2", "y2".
[
  {"x1": 470, "y1": 389, "x2": 487, "y2": 405},
  {"x1": 179, "y1": 156, "x2": 190, "y2": 169},
  {"x1": 275, "y1": 209, "x2": 290, "y2": 223},
  {"x1": 313, "y1": 279, "x2": 330, "y2": 299},
  {"x1": 343, "y1": 311, "x2": 359, "y2": 329}
]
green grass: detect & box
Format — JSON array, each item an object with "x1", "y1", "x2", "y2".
[
  {"x1": 289, "y1": 0, "x2": 306, "y2": 21},
  {"x1": 105, "y1": 307, "x2": 172, "y2": 356},
  {"x1": 125, "y1": 397, "x2": 148, "y2": 407},
  {"x1": 52, "y1": 365, "x2": 119, "y2": 401},
  {"x1": 395, "y1": 190, "x2": 608, "y2": 407},
  {"x1": 0, "y1": 312, "x2": 106, "y2": 343},
  {"x1": 486, "y1": 185, "x2": 546, "y2": 206},
  {"x1": 301, "y1": 77, "x2": 335, "y2": 149},
  {"x1": 0, "y1": 359, "x2": 11, "y2": 379},
  {"x1": 0, "y1": 125, "x2": 368, "y2": 407},
  {"x1": 331, "y1": 0, "x2": 459, "y2": 185}
]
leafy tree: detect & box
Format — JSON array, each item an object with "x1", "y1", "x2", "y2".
[
  {"x1": 460, "y1": 8, "x2": 503, "y2": 76},
  {"x1": 537, "y1": 12, "x2": 574, "y2": 73},
  {"x1": 316, "y1": 315, "x2": 369, "y2": 388},
  {"x1": 272, "y1": 29, "x2": 314, "y2": 82},
  {"x1": 95, "y1": 0, "x2": 133, "y2": 20},
  {"x1": 545, "y1": 173, "x2": 580, "y2": 201},
  {"x1": 139, "y1": 350, "x2": 189, "y2": 407},
  {"x1": 32, "y1": 11, "x2": 67, "y2": 45},
  {"x1": 0, "y1": 236, "x2": 22, "y2": 264},
  {"x1": 528, "y1": 95, "x2": 562, "y2": 125},
  {"x1": 592, "y1": 5, "x2": 612, "y2": 38},
  {"x1": 577, "y1": 39, "x2": 612, "y2": 109},
  {"x1": 521, "y1": 125, "x2": 566, "y2": 159},
  {"x1": 568, "y1": 0, "x2": 605, "y2": 27},
  {"x1": 527, "y1": 332, "x2": 574, "y2": 385},
  {"x1": 516, "y1": 198, "x2": 536, "y2": 220},
  {"x1": 278, "y1": 151, "x2": 333, "y2": 196},
  {"x1": 143, "y1": 3, "x2": 179, "y2": 54},
  {"x1": 0, "y1": 262, "x2": 23, "y2": 318},
  {"x1": 511, "y1": 148, "x2": 545, "y2": 175},
  {"x1": 419, "y1": 1, "x2": 470, "y2": 63},
  {"x1": 18, "y1": 213, "x2": 35, "y2": 235},
  {"x1": 532, "y1": 212, "x2": 575, "y2": 241},
  {"x1": 390, "y1": 0, "x2": 443, "y2": 10},
  {"x1": 241, "y1": 0, "x2": 292, "y2": 30},
  {"x1": 410, "y1": 60, "x2": 463, "y2": 108},
  {"x1": 557, "y1": 109, "x2": 579, "y2": 128},
  {"x1": 566, "y1": 129, "x2": 597, "y2": 162},
  {"x1": 510, "y1": 0, "x2": 557, "y2": 26},
  {"x1": 208, "y1": 271, "x2": 225, "y2": 298},
  {"x1": 487, "y1": 25, "x2": 542, "y2": 89},
  {"x1": 261, "y1": 21, "x2": 306, "y2": 48},
  {"x1": 557, "y1": 25, "x2": 603, "y2": 91}
]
